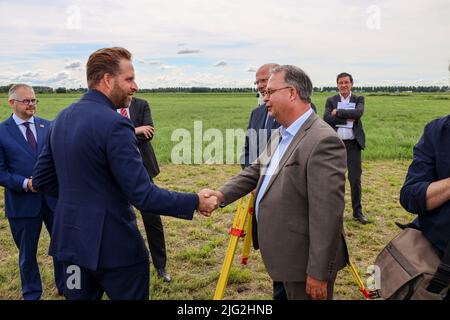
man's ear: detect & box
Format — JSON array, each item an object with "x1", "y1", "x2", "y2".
[
  {"x1": 290, "y1": 87, "x2": 297, "y2": 102},
  {"x1": 103, "y1": 73, "x2": 113, "y2": 90},
  {"x1": 8, "y1": 99, "x2": 15, "y2": 108}
]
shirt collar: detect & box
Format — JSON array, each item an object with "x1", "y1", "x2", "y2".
[
  {"x1": 339, "y1": 92, "x2": 352, "y2": 101},
  {"x1": 82, "y1": 89, "x2": 117, "y2": 111},
  {"x1": 280, "y1": 108, "x2": 313, "y2": 140},
  {"x1": 12, "y1": 114, "x2": 34, "y2": 126}
]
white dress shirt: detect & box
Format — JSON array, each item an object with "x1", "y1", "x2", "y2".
[
  {"x1": 336, "y1": 93, "x2": 355, "y2": 140},
  {"x1": 255, "y1": 108, "x2": 313, "y2": 221},
  {"x1": 12, "y1": 114, "x2": 37, "y2": 191},
  {"x1": 117, "y1": 107, "x2": 131, "y2": 119}
]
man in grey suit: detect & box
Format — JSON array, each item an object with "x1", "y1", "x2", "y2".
[
  {"x1": 117, "y1": 96, "x2": 171, "y2": 282},
  {"x1": 204, "y1": 65, "x2": 347, "y2": 300},
  {"x1": 323, "y1": 73, "x2": 367, "y2": 224},
  {"x1": 241, "y1": 63, "x2": 286, "y2": 300}
]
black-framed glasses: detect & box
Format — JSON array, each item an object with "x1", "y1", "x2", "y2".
[
  {"x1": 14, "y1": 99, "x2": 39, "y2": 106},
  {"x1": 262, "y1": 86, "x2": 292, "y2": 97}
]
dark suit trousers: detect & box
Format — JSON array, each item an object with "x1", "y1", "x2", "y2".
[
  {"x1": 140, "y1": 177, "x2": 167, "y2": 270},
  {"x1": 344, "y1": 140, "x2": 363, "y2": 215},
  {"x1": 8, "y1": 200, "x2": 64, "y2": 300},
  {"x1": 283, "y1": 278, "x2": 336, "y2": 300},
  {"x1": 273, "y1": 281, "x2": 288, "y2": 300},
  {"x1": 141, "y1": 213, "x2": 167, "y2": 269},
  {"x1": 62, "y1": 260, "x2": 149, "y2": 300}
]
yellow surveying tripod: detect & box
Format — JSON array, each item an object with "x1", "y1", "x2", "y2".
[
  {"x1": 213, "y1": 194, "x2": 376, "y2": 300},
  {"x1": 213, "y1": 194, "x2": 254, "y2": 300}
]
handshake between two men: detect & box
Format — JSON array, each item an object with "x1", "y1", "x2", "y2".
[
  {"x1": 196, "y1": 189, "x2": 224, "y2": 217},
  {"x1": 29, "y1": 176, "x2": 223, "y2": 218}
]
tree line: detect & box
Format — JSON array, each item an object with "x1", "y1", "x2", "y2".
[{"x1": 0, "y1": 84, "x2": 448, "y2": 94}]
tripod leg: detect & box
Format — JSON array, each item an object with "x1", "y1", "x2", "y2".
[
  {"x1": 213, "y1": 196, "x2": 252, "y2": 300},
  {"x1": 241, "y1": 194, "x2": 254, "y2": 265}
]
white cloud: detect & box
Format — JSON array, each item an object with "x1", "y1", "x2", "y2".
[
  {"x1": 0, "y1": 0, "x2": 448, "y2": 88},
  {"x1": 65, "y1": 60, "x2": 82, "y2": 70},
  {"x1": 213, "y1": 60, "x2": 227, "y2": 67},
  {"x1": 177, "y1": 49, "x2": 201, "y2": 55},
  {"x1": 159, "y1": 64, "x2": 177, "y2": 70},
  {"x1": 138, "y1": 60, "x2": 163, "y2": 66}
]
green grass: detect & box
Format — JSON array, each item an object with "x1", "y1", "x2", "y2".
[
  {"x1": 0, "y1": 161, "x2": 415, "y2": 300},
  {"x1": 1, "y1": 92, "x2": 448, "y2": 163},
  {"x1": 0, "y1": 92, "x2": 449, "y2": 300}
]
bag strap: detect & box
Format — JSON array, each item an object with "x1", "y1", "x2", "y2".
[{"x1": 427, "y1": 241, "x2": 450, "y2": 294}]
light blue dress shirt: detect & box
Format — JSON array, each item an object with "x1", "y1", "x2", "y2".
[
  {"x1": 255, "y1": 108, "x2": 313, "y2": 221},
  {"x1": 12, "y1": 114, "x2": 37, "y2": 191}
]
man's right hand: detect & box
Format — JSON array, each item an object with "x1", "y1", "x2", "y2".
[
  {"x1": 27, "y1": 177, "x2": 37, "y2": 192},
  {"x1": 135, "y1": 126, "x2": 154, "y2": 139},
  {"x1": 197, "y1": 190, "x2": 219, "y2": 217}
]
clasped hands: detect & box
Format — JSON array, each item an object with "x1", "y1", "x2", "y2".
[
  {"x1": 27, "y1": 177, "x2": 37, "y2": 193},
  {"x1": 196, "y1": 189, "x2": 224, "y2": 217},
  {"x1": 135, "y1": 125, "x2": 154, "y2": 139}
]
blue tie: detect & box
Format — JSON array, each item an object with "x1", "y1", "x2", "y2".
[{"x1": 22, "y1": 122, "x2": 37, "y2": 155}]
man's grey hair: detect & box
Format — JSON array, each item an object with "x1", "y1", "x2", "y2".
[
  {"x1": 8, "y1": 84, "x2": 34, "y2": 100},
  {"x1": 270, "y1": 65, "x2": 312, "y2": 103}
]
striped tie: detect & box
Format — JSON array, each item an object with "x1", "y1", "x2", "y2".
[
  {"x1": 22, "y1": 122, "x2": 37, "y2": 155},
  {"x1": 120, "y1": 108, "x2": 129, "y2": 118}
]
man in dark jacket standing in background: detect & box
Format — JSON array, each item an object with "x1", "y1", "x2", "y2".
[
  {"x1": 324, "y1": 72, "x2": 368, "y2": 224},
  {"x1": 117, "y1": 96, "x2": 172, "y2": 282}
]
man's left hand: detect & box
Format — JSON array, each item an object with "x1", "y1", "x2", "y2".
[
  {"x1": 135, "y1": 126, "x2": 154, "y2": 139},
  {"x1": 306, "y1": 275, "x2": 328, "y2": 300}
]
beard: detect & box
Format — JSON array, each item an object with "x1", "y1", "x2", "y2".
[{"x1": 110, "y1": 82, "x2": 130, "y2": 108}]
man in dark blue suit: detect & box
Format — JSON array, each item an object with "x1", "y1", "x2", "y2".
[
  {"x1": 400, "y1": 114, "x2": 450, "y2": 299},
  {"x1": 400, "y1": 115, "x2": 450, "y2": 256},
  {"x1": 32, "y1": 47, "x2": 218, "y2": 300},
  {"x1": 0, "y1": 84, "x2": 64, "y2": 300}
]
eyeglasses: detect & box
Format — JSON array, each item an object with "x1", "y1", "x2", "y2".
[
  {"x1": 13, "y1": 99, "x2": 39, "y2": 106},
  {"x1": 261, "y1": 86, "x2": 292, "y2": 97},
  {"x1": 254, "y1": 78, "x2": 268, "y2": 85}
]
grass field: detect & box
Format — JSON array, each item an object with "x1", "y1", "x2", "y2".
[{"x1": 0, "y1": 92, "x2": 449, "y2": 300}]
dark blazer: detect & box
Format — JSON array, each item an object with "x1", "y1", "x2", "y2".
[
  {"x1": 129, "y1": 98, "x2": 160, "y2": 178},
  {"x1": 221, "y1": 113, "x2": 347, "y2": 281},
  {"x1": 0, "y1": 116, "x2": 57, "y2": 218},
  {"x1": 323, "y1": 94, "x2": 365, "y2": 149},
  {"x1": 32, "y1": 90, "x2": 199, "y2": 271},
  {"x1": 400, "y1": 115, "x2": 450, "y2": 255},
  {"x1": 241, "y1": 103, "x2": 317, "y2": 168}
]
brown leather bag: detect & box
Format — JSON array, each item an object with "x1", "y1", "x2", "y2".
[{"x1": 375, "y1": 228, "x2": 450, "y2": 300}]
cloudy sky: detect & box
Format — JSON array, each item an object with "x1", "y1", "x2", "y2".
[{"x1": 0, "y1": 0, "x2": 449, "y2": 88}]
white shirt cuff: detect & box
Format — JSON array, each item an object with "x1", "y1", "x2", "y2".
[{"x1": 23, "y1": 178, "x2": 29, "y2": 191}]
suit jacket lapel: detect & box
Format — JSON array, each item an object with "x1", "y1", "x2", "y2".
[
  {"x1": 34, "y1": 117, "x2": 46, "y2": 156},
  {"x1": 256, "y1": 113, "x2": 318, "y2": 200},
  {"x1": 129, "y1": 99, "x2": 138, "y2": 127},
  {"x1": 256, "y1": 105, "x2": 268, "y2": 130},
  {"x1": 4, "y1": 116, "x2": 35, "y2": 157}
]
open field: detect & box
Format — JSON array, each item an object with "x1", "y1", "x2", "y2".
[
  {"x1": 0, "y1": 92, "x2": 449, "y2": 299},
  {"x1": 1, "y1": 92, "x2": 449, "y2": 163}
]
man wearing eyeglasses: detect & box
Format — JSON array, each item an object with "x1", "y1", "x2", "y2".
[
  {"x1": 207, "y1": 65, "x2": 347, "y2": 299},
  {"x1": 240, "y1": 63, "x2": 319, "y2": 300},
  {"x1": 241, "y1": 63, "x2": 317, "y2": 169},
  {"x1": 0, "y1": 84, "x2": 64, "y2": 299}
]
